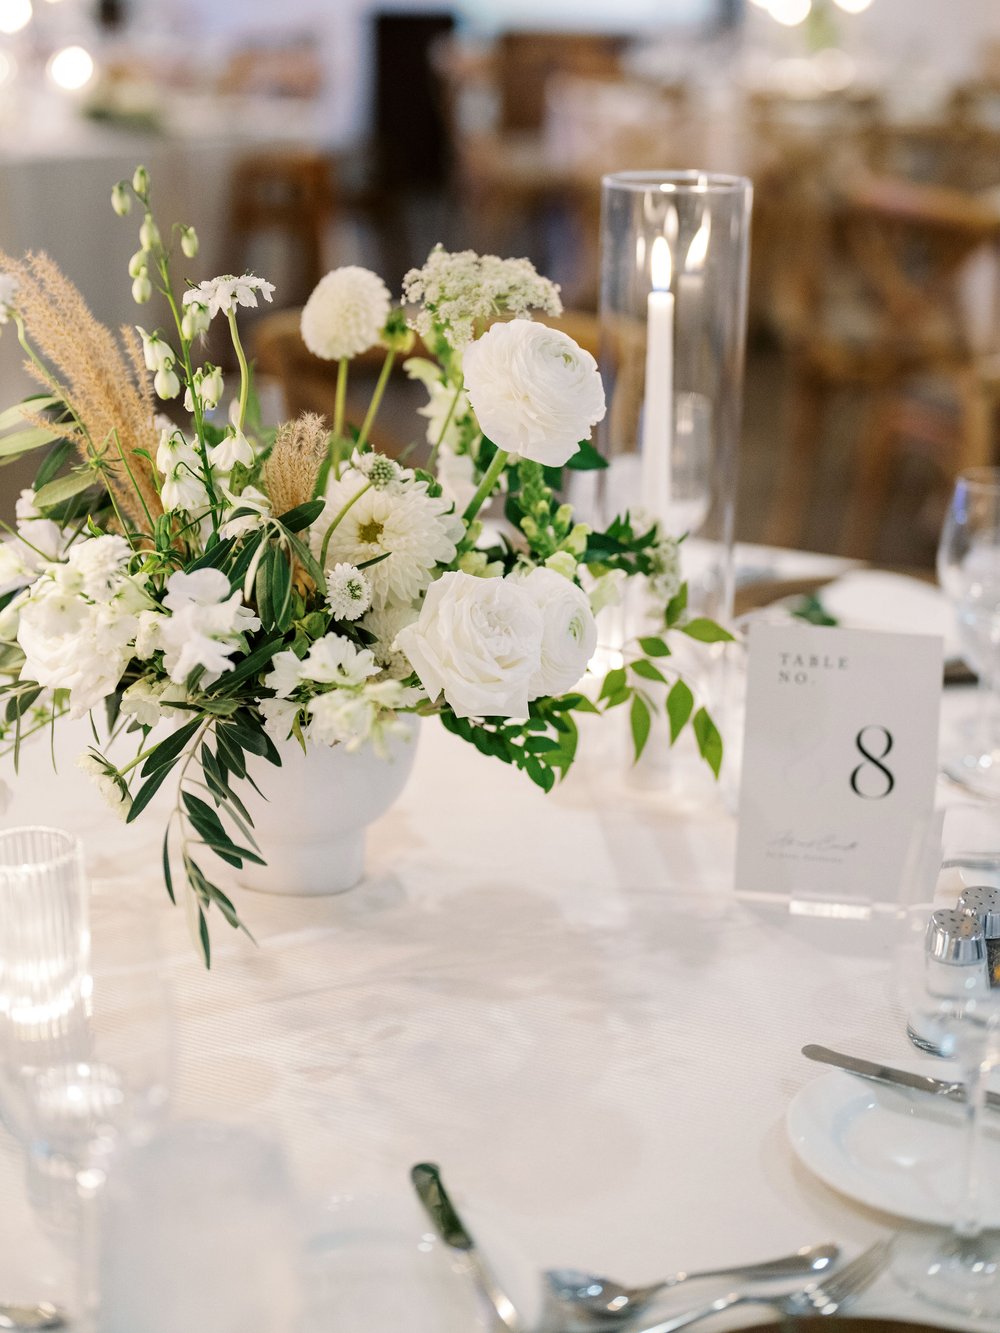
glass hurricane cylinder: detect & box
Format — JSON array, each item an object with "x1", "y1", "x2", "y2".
[{"x1": 591, "y1": 171, "x2": 752, "y2": 623}]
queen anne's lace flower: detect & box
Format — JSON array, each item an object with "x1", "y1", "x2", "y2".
[
  {"x1": 318, "y1": 466, "x2": 463, "y2": 609},
  {"x1": 402, "y1": 246, "x2": 561, "y2": 348},
  {"x1": 182, "y1": 274, "x2": 275, "y2": 320},
  {"x1": 326, "y1": 563, "x2": 371, "y2": 621},
  {"x1": 300, "y1": 267, "x2": 391, "y2": 361}
]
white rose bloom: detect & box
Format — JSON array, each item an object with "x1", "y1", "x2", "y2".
[
  {"x1": 300, "y1": 267, "x2": 391, "y2": 361},
  {"x1": 300, "y1": 633, "x2": 378, "y2": 688},
  {"x1": 396, "y1": 571, "x2": 543, "y2": 719},
  {"x1": 462, "y1": 319, "x2": 605, "y2": 467},
  {"x1": 319, "y1": 466, "x2": 463, "y2": 610},
  {"x1": 518, "y1": 566, "x2": 597, "y2": 697}
]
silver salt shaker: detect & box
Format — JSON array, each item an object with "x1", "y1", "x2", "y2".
[
  {"x1": 907, "y1": 908, "x2": 989, "y2": 1057},
  {"x1": 957, "y1": 884, "x2": 1000, "y2": 988}
]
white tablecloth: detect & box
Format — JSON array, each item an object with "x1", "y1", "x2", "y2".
[{"x1": 0, "y1": 546, "x2": 992, "y2": 1330}]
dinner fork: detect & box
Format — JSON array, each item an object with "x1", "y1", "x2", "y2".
[{"x1": 630, "y1": 1238, "x2": 891, "y2": 1333}]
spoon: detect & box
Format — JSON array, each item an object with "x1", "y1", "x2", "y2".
[
  {"x1": 542, "y1": 1242, "x2": 840, "y2": 1328},
  {"x1": 0, "y1": 1304, "x2": 66, "y2": 1330}
]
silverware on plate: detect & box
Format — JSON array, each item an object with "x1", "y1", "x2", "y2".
[
  {"x1": 630, "y1": 1238, "x2": 890, "y2": 1333},
  {"x1": 410, "y1": 1162, "x2": 522, "y2": 1332},
  {"x1": 803, "y1": 1043, "x2": 1000, "y2": 1111},
  {"x1": 541, "y1": 1242, "x2": 839, "y2": 1328}
]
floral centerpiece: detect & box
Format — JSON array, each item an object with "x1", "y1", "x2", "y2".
[{"x1": 0, "y1": 167, "x2": 729, "y2": 964}]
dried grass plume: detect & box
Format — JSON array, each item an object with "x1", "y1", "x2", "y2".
[
  {"x1": 264, "y1": 412, "x2": 329, "y2": 517},
  {"x1": 0, "y1": 249, "x2": 161, "y2": 525}
]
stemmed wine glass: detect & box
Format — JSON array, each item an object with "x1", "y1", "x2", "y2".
[{"x1": 938, "y1": 468, "x2": 1000, "y2": 797}]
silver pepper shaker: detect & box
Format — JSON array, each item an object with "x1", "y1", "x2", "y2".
[
  {"x1": 907, "y1": 908, "x2": 989, "y2": 1057},
  {"x1": 957, "y1": 884, "x2": 1000, "y2": 988}
]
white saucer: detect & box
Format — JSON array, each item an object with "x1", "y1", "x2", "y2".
[{"x1": 787, "y1": 1068, "x2": 1000, "y2": 1227}]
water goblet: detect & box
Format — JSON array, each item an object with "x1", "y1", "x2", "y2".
[{"x1": 938, "y1": 468, "x2": 1000, "y2": 798}]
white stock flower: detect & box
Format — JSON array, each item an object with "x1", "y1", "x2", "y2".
[
  {"x1": 403, "y1": 357, "x2": 470, "y2": 452},
  {"x1": 258, "y1": 696, "x2": 300, "y2": 742},
  {"x1": 219, "y1": 484, "x2": 271, "y2": 539},
  {"x1": 518, "y1": 567, "x2": 597, "y2": 697},
  {"x1": 15, "y1": 489, "x2": 66, "y2": 568},
  {"x1": 463, "y1": 319, "x2": 605, "y2": 468},
  {"x1": 209, "y1": 428, "x2": 254, "y2": 472},
  {"x1": 264, "y1": 649, "x2": 305, "y2": 700},
  {"x1": 435, "y1": 444, "x2": 478, "y2": 513},
  {"x1": 396, "y1": 570, "x2": 543, "y2": 719},
  {"x1": 319, "y1": 466, "x2": 463, "y2": 610},
  {"x1": 301, "y1": 267, "x2": 390, "y2": 361},
  {"x1": 76, "y1": 752, "x2": 131, "y2": 820},
  {"x1": 120, "y1": 677, "x2": 184, "y2": 728},
  {"x1": 153, "y1": 568, "x2": 261, "y2": 684},
  {"x1": 183, "y1": 274, "x2": 275, "y2": 320},
  {"x1": 0, "y1": 272, "x2": 19, "y2": 325},
  {"x1": 300, "y1": 633, "x2": 378, "y2": 688},
  {"x1": 326, "y1": 563, "x2": 371, "y2": 621}
]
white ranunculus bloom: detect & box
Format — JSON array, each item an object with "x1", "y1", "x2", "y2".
[
  {"x1": 396, "y1": 570, "x2": 543, "y2": 720},
  {"x1": 462, "y1": 319, "x2": 605, "y2": 468},
  {"x1": 518, "y1": 566, "x2": 597, "y2": 698},
  {"x1": 300, "y1": 266, "x2": 391, "y2": 361}
]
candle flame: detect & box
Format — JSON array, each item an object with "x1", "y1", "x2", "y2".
[
  {"x1": 685, "y1": 212, "x2": 711, "y2": 273},
  {"x1": 651, "y1": 235, "x2": 672, "y2": 291}
]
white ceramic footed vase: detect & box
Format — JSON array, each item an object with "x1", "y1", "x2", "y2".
[{"x1": 235, "y1": 718, "x2": 419, "y2": 896}]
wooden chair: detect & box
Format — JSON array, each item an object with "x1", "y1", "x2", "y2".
[
  {"x1": 765, "y1": 174, "x2": 1000, "y2": 557},
  {"x1": 228, "y1": 150, "x2": 336, "y2": 309},
  {"x1": 860, "y1": 120, "x2": 1000, "y2": 193}
]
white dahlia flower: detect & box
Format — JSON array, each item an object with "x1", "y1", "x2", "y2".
[{"x1": 300, "y1": 266, "x2": 391, "y2": 361}]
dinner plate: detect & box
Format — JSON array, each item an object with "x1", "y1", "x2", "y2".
[{"x1": 787, "y1": 1068, "x2": 1000, "y2": 1227}]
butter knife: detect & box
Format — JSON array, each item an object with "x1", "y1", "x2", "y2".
[
  {"x1": 410, "y1": 1162, "x2": 523, "y2": 1332},
  {"x1": 802, "y1": 1043, "x2": 1000, "y2": 1111}
]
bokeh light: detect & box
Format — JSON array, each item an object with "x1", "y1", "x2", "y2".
[
  {"x1": 0, "y1": 0, "x2": 32, "y2": 35},
  {"x1": 47, "y1": 44, "x2": 95, "y2": 90}
]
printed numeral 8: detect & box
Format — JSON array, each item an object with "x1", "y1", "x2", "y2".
[{"x1": 850, "y1": 726, "x2": 895, "y2": 799}]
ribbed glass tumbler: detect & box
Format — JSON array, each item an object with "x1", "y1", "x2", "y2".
[{"x1": 0, "y1": 826, "x2": 90, "y2": 1072}]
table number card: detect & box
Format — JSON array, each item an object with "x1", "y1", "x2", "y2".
[{"x1": 735, "y1": 623, "x2": 942, "y2": 908}]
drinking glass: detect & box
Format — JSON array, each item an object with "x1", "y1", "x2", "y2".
[
  {"x1": 892, "y1": 820, "x2": 1000, "y2": 1316},
  {"x1": 938, "y1": 468, "x2": 1000, "y2": 797}
]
